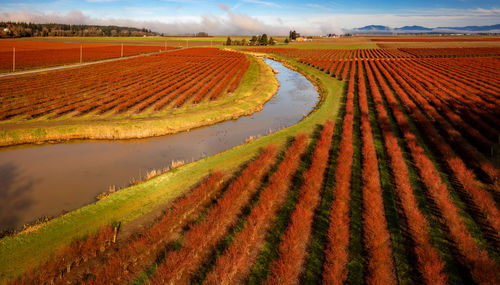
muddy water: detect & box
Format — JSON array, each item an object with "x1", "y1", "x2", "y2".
[{"x1": 0, "y1": 58, "x2": 319, "y2": 231}]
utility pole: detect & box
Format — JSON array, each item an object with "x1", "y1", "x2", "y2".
[
  {"x1": 12, "y1": 47, "x2": 15, "y2": 72},
  {"x1": 80, "y1": 44, "x2": 83, "y2": 63},
  {"x1": 121, "y1": 43, "x2": 124, "y2": 57}
]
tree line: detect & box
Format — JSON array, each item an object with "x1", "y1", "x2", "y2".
[
  {"x1": 225, "y1": 34, "x2": 279, "y2": 46},
  {"x1": 0, "y1": 22, "x2": 157, "y2": 38}
]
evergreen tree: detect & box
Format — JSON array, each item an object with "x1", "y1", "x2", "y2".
[
  {"x1": 250, "y1": 35, "x2": 258, "y2": 45},
  {"x1": 259, "y1": 34, "x2": 268, "y2": 45}
]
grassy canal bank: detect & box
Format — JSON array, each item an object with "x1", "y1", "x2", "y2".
[
  {"x1": 0, "y1": 55, "x2": 345, "y2": 282},
  {"x1": 0, "y1": 54, "x2": 278, "y2": 147}
]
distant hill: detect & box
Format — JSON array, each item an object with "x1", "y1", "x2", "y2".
[
  {"x1": 349, "y1": 24, "x2": 500, "y2": 34},
  {"x1": 357, "y1": 25, "x2": 391, "y2": 31},
  {"x1": 435, "y1": 24, "x2": 500, "y2": 32},
  {"x1": 394, "y1": 25, "x2": 433, "y2": 31}
]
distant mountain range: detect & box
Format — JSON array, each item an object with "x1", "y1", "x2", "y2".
[{"x1": 348, "y1": 24, "x2": 500, "y2": 34}]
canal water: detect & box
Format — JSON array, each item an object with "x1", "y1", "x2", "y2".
[{"x1": 0, "y1": 58, "x2": 319, "y2": 231}]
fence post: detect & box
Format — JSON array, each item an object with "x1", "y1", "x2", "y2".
[
  {"x1": 80, "y1": 44, "x2": 82, "y2": 63},
  {"x1": 12, "y1": 47, "x2": 15, "y2": 72}
]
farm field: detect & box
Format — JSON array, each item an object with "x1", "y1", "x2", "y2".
[
  {"x1": 1, "y1": 48, "x2": 250, "y2": 119},
  {"x1": 370, "y1": 37, "x2": 500, "y2": 49},
  {"x1": 371, "y1": 36, "x2": 500, "y2": 42},
  {"x1": 2, "y1": 43, "x2": 499, "y2": 284},
  {"x1": 12, "y1": 36, "x2": 285, "y2": 49},
  {"x1": 0, "y1": 47, "x2": 278, "y2": 146},
  {"x1": 0, "y1": 40, "x2": 179, "y2": 73}
]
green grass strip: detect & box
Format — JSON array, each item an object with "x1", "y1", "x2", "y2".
[
  {"x1": 247, "y1": 127, "x2": 321, "y2": 284},
  {"x1": 191, "y1": 144, "x2": 288, "y2": 284},
  {"x1": 363, "y1": 64, "x2": 414, "y2": 284},
  {"x1": 376, "y1": 67, "x2": 471, "y2": 284},
  {"x1": 346, "y1": 61, "x2": 365, "y2": 285},
  {"x1": 381, "y1": 65, "x2": 499, "y2": 262},
  {"x1": 301, "y1": 71, "x2": 349, "y2": 284}
]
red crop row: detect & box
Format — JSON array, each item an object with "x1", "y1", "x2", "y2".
[
  {"x1": 204, "y1": 133, "x2": 309, "y2": 284},
  {"x1": 378, "y1": 59, "x2": 499, "y2": 186},
  {"x1": 0, "y1": 40, "x2": 128, "y2": 52},
  {"x1": 391, "y1": 59, "x2": 499, "y2": 167},
  {"x1": 301, "y1": 59, "x2": 352, "y2": 80},
  {"x1": 207, "y1": 57, "x2": 248, "y2": 101},
  {"x1": 0, "y1": 48, "x2": 251, "y2": 119},
  {"x1": 357, "y1": 60, "x2": 397, "y2": 284},
  {"x1": 399, "y1": 47, "x2": 500, "y2": 57},
  {"x1": 265, "y1": 121, "x2": 334, "y2": 284},
  {"x1": 85, "y1": 171, "x2": 228, "y2": 284},
  {"x1": 150, "y1": 144, "x2": 279, "y2": 284},
  {"x1": 365, "y1": 59, "x2": 448, "y2": 284},
  {"x1": 241, "y1": 47, "x2": 498, "y2": 283},
  {"x1": 244, "y1": 47, "x2": 414, "y2": 60},
  {"x1": 395, "y1": 59, "x2": 500, "y2": 130},
  {"x1": 11, "y1": 145, "x2": 280, "y2": 284},
  {"x1": 10, "y1": 172, "x2": 227, "y2": 285},
  {"x1": 322, "y1": 60, "x2": 356, "y2": 284},
  {"x1": 0, "y1": 41, "x2": 176, "y2": 72},
  {"x1": 228, "y1": 59, "x2": 251, "y2": 93},
  {"x1": 372, "y1": 38, "x2": 500, "y2": 42},
  {"x1": 10, "y1": 226, "x2": 114, "y2": 284},
  {"x1": 372, "y1": 59, "x2": 499, "y2": 284},
  {"x1": 416, "y1": 58, "x2": 500, "y2": 100},
  {"x1": 248, "y1": 47, "x2": 500, "y2": 67},
  {"x1": 424, "y1": 57, "x2": 500, "y2": 87},
  {"x1": 390, "y1": 60, "x2": 494, "y2": 151}
]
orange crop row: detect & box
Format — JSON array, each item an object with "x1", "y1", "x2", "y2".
[
  {"x1": 5, "y1": 47, "x2": 498, "y2": 285},
  {"x1": 400, "y1": 47, "x2": 500, "y2": 57},
  {"x1": 10, "y1": 172, "x2": 226, "y2": 285},
  {"x1": 357, "y1": 60, "x2": 396, "y2": 284},
  {"x1": 365, "y1": 59, "x2": 447, "y2": 284},
  {"x1": 150, "y1": 144, "x2": 280, "y2": 284},
  {"x1": 322, "y1": 60, "x2": 356, "y2": 284},
  {"x1": 265, "y1": 121, "x2": 334, "y2": 284},
  {"x1": 0, "y1": 48, "x2": 251, "y2": 119},
  {"x1": 373, "y1": 59, "x2": 499, "y2": 284},
  {"x1": 204, "y1": 133, "x2": 308, "y2": 284},
  {"x1": 0, "y1": 40, "x2": 176, "y2": 72},
  {"x1": 372, "y1": 38, "x2": 500, "y2": 42}
]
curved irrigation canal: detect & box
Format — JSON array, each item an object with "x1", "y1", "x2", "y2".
[{"x1": 0, "y1": 58, "x2": 319, "y2": 231}]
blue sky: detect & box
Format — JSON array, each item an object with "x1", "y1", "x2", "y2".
[{"x1": 0, "y1": 1, "x2": 499, "y2": 35}]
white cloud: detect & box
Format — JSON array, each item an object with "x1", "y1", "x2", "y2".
[
  {"x1": 472, "y1": 7, "x2": 500, "y2": 15},
  {"x1": 0, "y1": 6, "x2": 498, "y2": 35},
  {"x1": 0, "y1": 7, "x2": 290, "y2": 35}
]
